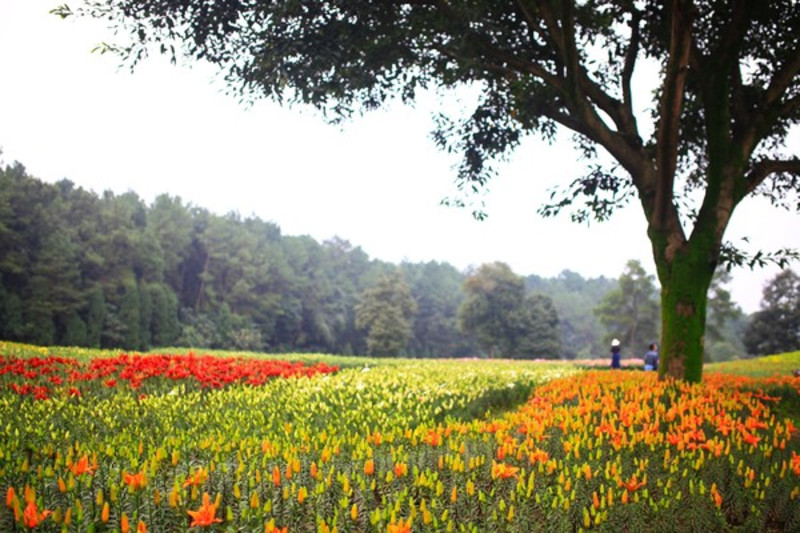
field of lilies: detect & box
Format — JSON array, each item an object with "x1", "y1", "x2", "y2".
[{"x1": 2, "y1": 342, "x2": 800, "y2": 532}]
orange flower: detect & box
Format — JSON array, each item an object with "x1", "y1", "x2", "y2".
[
  {"x1": 394, "y1": 463, "x2": 407, "y2": 477},
  {"x1": 364, "y1": 459, "x2": 375, "y2": 476},
  {"x1": 22, "y1": 500, "x2": 52, "y2": 528},
  {"x1": 101, "y1": 502, "x2": 110, "y2": 523},
  {"x1": 528, "y1": 449, "x2": 549, "y2": 465},
  {"x1": 182, "y1": 467, "x2": 209, "y2": 488},
  {"x1": 491, "y1": 461, "x2": 519, "y2": 480},
  {"x1": 123, "y1": 471, "x2": 146, "y2": 491},
  {"x1": 297, "y1": 486, "x2": 308, "y2": 504},
  {"x1": 187, "y1": 492, "x2": 223, "y2": 527},
  {"x1": 272, "y1": 466, "x2": 281, "y2": 487},
  {"x1": 710, "y1": 483, "x2": 723, "y2": 508},
  {"x1": 425, "y1": 430, "x2": 441, "y2": 446},
  {"x1": 740, "y1": 429, "x2": 761, "y2": 446},
  {"x1": 137, "y1": 520, "x2": 147, "y2": 533},
  {"x1": 619, "y1": 474, "x2": 646, "y2": 492},
  {"x1": 790, "y1": 451, "x2": 800, "y2": 475},
  {"x1": 121, "y1": 513, "x2": 130, "y2": 533},
  {"x1": 69, "y1": 455, "x2": 95, "y2": 477},
  {"x1": 387, "y1": 518, "x2": 411, "y2": 533},
  {"x1": 6, "y1": 486, "x2": 16, "y2": 508}
]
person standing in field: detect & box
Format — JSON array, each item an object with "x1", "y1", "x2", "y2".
[
  {"x1": 610, "y1": 338, "x2": 622, "y2": 369},
  {"x1": 644, "y1": 343, "x2": 659, "y2": 371}
]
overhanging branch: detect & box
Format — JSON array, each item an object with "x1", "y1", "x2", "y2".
[
  {"x1": 743, "y1": 158, "x2": 800, "y2": 197},
  {"x1": 739, "y1": 47, "x2": 800, "y2": 155}
]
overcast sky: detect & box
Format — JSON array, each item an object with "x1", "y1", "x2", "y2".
[{"x1": 1, "y1": 1, "x2": 798, "y2": 313}]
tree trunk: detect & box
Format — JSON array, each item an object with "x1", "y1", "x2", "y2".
[{"x1": 654, "y1": 239, "x2": 717, "y2": 383}]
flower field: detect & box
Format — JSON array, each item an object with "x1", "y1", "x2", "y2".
[{"x1": 2, "y1": 342, "x2": 800, "y2": 532}]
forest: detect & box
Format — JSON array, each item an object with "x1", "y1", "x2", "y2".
[{"x1": 0, "y1": 161, "x2": 777, "y2": 360}]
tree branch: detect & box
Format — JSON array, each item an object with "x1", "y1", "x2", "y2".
[
  {"x1": 743, "y1": 158, "x2": 800, "y2": 198},
  {"x1": 779, "y1": 93, "x2": 800, "y2": 117},
  {"x1": 443, "y1": 2, "x2": 651, "y2": 195},
  {"x1": 716, "y1": 0, "x2": 749, "y2": 63},
  {"x1": 765, "y1": 47, "x2": 800, "y2": 108},
  {"x1": 738, "y1": 46, "x2": 800, "y2": 156},
  {"x1": 621, "y1": 3, "x2": 641, "y2": 116},
  {"x1": 654, "y1": 0, "x2": 694, "y2": 228}
]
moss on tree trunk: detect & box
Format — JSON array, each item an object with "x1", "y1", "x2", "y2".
[{"x1": 656, "y1": 243, "x2": 716, "y2": 383}]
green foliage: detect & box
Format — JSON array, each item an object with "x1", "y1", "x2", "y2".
[
  {"x1": 744, "y1": 270, "x2": 800, "y2": 356},
  {"x1": 0, "y1": 274, "x2": 24, "y2": 340},
  {"x1": 0, "y1": 166, "x2": 476, "y2": 356},
  {"x1": 403, "y1": 261, "x2": 476, "y2": 358},
  {"x1": 517, "y1": 293, "x2": 562, "y2": 358},
  {"x1": 706, "y1": 350, "x2": 800, "y2": 378},
  {"x1": 148, "y1": 282, "x2": 179, "y2": 346},
  {"x1": 62, "y1": 312, "x2": 88, "y2": 347},
  {"x1": 704, "y1": 268, "x2": 746, "y2": 362},
  {"x1": 459, "y1": 262, "x2": 527, "y2": 357},
  {"x1": 526, "y1": 270, "x2": 616, "y2": 358},
  {"x1": 355, "y1": 271, "x2": 418, "y2": 356},
  {"x1": 459, "y1": 262, "x2": 562, "y2": 358},
  {"x1": 85, "y1": 286, "x2": 106, "y2": 348},
  {"x1": 119, "y1": 278, "x2": 141, "y2": 350},
  {"x1": 595, "y1": 260, "x2": 660, "y2": 356}
]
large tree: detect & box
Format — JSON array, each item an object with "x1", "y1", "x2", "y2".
[{"x1": 58, "y1": 0, "x2": 799, "y2": 380}]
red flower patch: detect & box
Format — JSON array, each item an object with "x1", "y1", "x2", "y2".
[{"x1": 1, "y1": 353, "x2": 338, "y2": 400}]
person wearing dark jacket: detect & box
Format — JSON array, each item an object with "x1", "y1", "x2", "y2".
[
  {"x1": 610, "y1": 338, "x2": 622, "y2": 369},
  {"x1": 644, "y1": 343, "x2": 659, "y2": 371}
]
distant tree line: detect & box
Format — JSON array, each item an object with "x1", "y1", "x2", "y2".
[
  {"x1": 0, "y1": 162, "x2": 543, "y2": 357},
  {"x1": 1, "y1": 161, "x2": 773, "y2": 359}
]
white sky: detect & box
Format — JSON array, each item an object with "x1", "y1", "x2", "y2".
[{"x1": 1, "y1": 1, "x2": 798, "y2": 313}]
